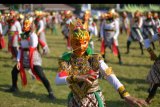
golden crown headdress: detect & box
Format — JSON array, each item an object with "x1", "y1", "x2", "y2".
[{"x1": 69, "y1": 18, "x2": 90, "y2": 41}]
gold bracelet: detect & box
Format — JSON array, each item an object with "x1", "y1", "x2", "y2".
[
  {"x1": 123, "y1": 92, "x2": 130, "y2": 98},
  {"x1": 105, "y1": 67, "x2": 114, "y2": 76},
  {"x1": 118, "y1": 86, "x2": 130, "y2": 99}
]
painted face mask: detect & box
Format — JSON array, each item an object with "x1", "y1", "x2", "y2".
[
  {"x1": 69, "y1": 19, "x2": 90, "y2": 57},
  {"x1": 23, "y1": 19, "x2": 32, "y2": 32}
]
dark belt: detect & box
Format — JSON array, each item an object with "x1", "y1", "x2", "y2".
[
  {"x1": 132, "y1": 27, "x2": 140, "y2": 30},
  {"x1": 104, "y1": 29, "x2": 115, "y2": 32},
  {"x1": 22, "y1": 48, "x2": 29, "y2": 51}
]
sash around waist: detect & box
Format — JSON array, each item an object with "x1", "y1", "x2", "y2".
[
  {"x1": 104, "y1": 29, "x2": 115, "y2": 32},
  {"x1": 21, "y1": 48, "x2": 37, "y2": 51},
  {"x1": 8, "y1": 31, "x2": 18, "y2": 35}
]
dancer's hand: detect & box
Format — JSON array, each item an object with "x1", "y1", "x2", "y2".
[
  {"x1": 16, "y1": 61, "x2": 20, "y2": 70},
  {"x1": 124, "y1": 96, "x2": 148, "y2": 107},
  {"x1": 113, "y1": 36, "x2": 117, "y2": 40},
  {"x1": 76, "y1": 72, "x2": 98, "y2": 85},
  {"x1": 43, "y1": 46, "x2": 49, "y2": 55},
  {"x1": 37, "y1": 32, "x2": 40, "y2": 36}
]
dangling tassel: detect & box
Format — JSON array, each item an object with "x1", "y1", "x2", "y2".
[
  {"x1": 100, "y1": 40, "x2": 105, "y2": 54},
  {"x1": 0, "y1": 35, "x2": 5, "y2": 49},
  {"x1": 112, "y1": 41, "x2": 118, "y2": 56}
]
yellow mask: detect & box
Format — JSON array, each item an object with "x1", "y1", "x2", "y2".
[
  {"x1": 69, "y1": 18, "x2": 90, "y2": 56},
  {"x1": 23, "y1": 19, "x2": 32, "y2": 32}
]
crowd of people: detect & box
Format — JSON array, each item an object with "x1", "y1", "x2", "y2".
[{"x1": 0, "y1": 8, "x2": 160, "y2": 107}]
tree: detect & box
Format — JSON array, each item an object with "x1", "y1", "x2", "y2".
[
  {"x1": 68, "y1": 4, "x2": 82, "y2": 15},
  {"x1": 91, "y1": 4, "x2": 116, "y2": 10},
  {"x1": 3, "y1": 4, "x2": 20, "y2": 11}
]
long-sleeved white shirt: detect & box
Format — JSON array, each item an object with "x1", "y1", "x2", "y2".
[
  {"x1": 0, "y1": 22, "x2": 2, "y2": 35},
  {"x1": 100, "y1": 19, "x2": 119, "y2": 40},
  {"x1": 132, "y1": 17, "x2": 143, "y2": 29},
  {"x1": 114, "y1": 18, "x2": 120, "y2": 40},
  {"x1": 37, "y1": 20, "x2": 45, "y2": 34},
  {"x1": 9, "y1": 20, "x2": 22, "y2": 34},
  {"x1": 17, "y1": 32, "x2": 38, "y2": 62},
  {"x1": 122, "y1": 17, "x2": 130, "y2": 29},
  {"x1": 88, "y1": 22, "x2": 98, "y2": 36}
]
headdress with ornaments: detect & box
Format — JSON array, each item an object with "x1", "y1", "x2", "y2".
[
  {"x1": 20, "y1": 19, "x2": 33, "y2": 40},
  {"x1": 106, "y1": 8, "x2": 118, "y2": 19},
  {"x1": 69, "y1": 18, "x2": 90, "y2": 43},
  {"x1": 153, "y1": 12, "x2": 158, "y2": 19},
  {"x1": 84, "y1": 10, "x2": 91, "y2": 21},
  {"x1": 64, "y1": 10, "x2": 72, "y2": 19},
  {"x1": 22, "y1": 19, "x2": 32, "y2": 32}
]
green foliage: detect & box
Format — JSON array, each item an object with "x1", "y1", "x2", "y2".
[
  {"x1": 122, "y1": 4, "x2": 160, "y2": 13},
  {"x1": 68, "y1": 4, "x2": 82, "y2": 15},
  {"x1": 4, "y1": 4, "x2": 20, "y2": 10},
  {"x1": 91, "y1": 4, "x2": 116, "y2": 10}
]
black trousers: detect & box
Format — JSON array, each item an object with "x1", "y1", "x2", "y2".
[
  {"x1": 11, "y1": 65, "x2": 53, "y2": 94},
  {"x1": 147, "y1": 83, "x2": 160, "y2": 99},
  {"x1": 102, "y1": 45, "x2": 122, "y2": 62}
]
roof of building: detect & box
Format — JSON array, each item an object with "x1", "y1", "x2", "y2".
[
  {"x1": 33, "y1": 4, "x2": 75, "y2": 11},
  {"x1": 0, "y1": 4, "x2": 9, "y2": 10}
]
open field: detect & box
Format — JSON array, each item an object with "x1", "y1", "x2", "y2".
[{"x1": 0, "y1": 24, "x2": 160, "y2": 107}]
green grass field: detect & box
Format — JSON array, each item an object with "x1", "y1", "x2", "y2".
[{"x1": 0, "y1": 24, "x2": 160, "y2": 107}]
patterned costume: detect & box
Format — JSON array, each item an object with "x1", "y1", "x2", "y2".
[
  {"x1": 100, "y1": 10, "x2": 122, "y2": 64},
  {"x1": 61, "y1": 10, "x2": 73, "y2": 50},
  {"x1": 35, "y1": 11, "x2": 49, "y2": 54},
  {"x1": 142, "y1": 12, "x2": 156, "y2": 50},
  {"x1": 152, "y1": 13, "x2": 160, "y2": 34},
  {"x1": 144, "y1": 30, "x2": 160, "y2": 104},
  {"x1": 120, "y1": 11, "x2": 130, "y2": 36},
  {"x1": 6, "y1": 19, "x2": 56, "y2": 101},
  {"x1": 6, "y1": 11, "x2": 22, "y2": 59},
  {"x1": 126, "y1": 10, "x2": 144, "y2": 55},
  {"x1": 55, "y1": 19, "x2": 131, "y2": 107},
  {"x1": 0, "y1": 18, "x2": 5, "y2": 49}
]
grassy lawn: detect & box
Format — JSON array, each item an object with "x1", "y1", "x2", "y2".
[{"x1": 0, "y1": 24, "x2": 160, "y2": 107}]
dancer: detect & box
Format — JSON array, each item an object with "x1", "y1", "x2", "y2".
[
  {"x1": 55, "y1": 18, "x2": 148, "y2": 107},
  {"x1": 6, "y1": 18, "x2": 56, "y2": 101},
  {"x1": 125, "y1": 10, "x2": 144, "y2": 55},
  {"x1": 144, "y1": 27, "x2": 160, "y2": 104},
  {"x1": 100, "y1": 10, "x2": 123, "y2": 64}
]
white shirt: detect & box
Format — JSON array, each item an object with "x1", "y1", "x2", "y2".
[
  {"x1": 0, "y1": 22, "x2": 2, "y2": 35},
  {"x1": 9, "y1": 20, "x2": 22, "y2": 34},
  {"x1": 100, "y1": 19, "x2": 119, "y2": 40},
  {"x1": 37, "y1": 20, "x2": 45, "y2": 34},
  {"x1": 17, "y1": 32, "x2": 38, "y2": 62}
]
